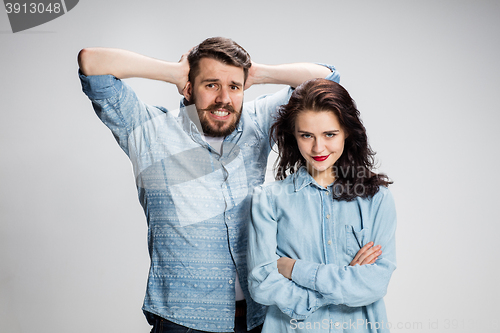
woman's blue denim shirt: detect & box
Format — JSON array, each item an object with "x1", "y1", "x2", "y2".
[{"x1": 248, "y1": 167, "x2": 397, "y2": 332}]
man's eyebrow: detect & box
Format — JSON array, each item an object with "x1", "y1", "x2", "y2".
[
  {"x1": 201, "y1": 78, "x2": 220, "y2": 83},
  {"x1": 200, "y1": 78, "x2": 243, "y2": 87}
]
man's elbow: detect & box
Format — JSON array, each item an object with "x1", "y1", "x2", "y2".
[{"x1": 78, "y1": 48, "x2": 96, "y2": 76}]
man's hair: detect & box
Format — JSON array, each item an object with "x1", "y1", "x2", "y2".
[
  {"x1": 270, "y1": 78, "x2": 392, "y2": 201},
  {"x1": 187, "y1": 37, "x2": 251, "y2": 84}
]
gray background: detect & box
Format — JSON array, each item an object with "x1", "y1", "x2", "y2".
[{"x1": 1, "y1": 0, "x2": 499, "y2": 332}]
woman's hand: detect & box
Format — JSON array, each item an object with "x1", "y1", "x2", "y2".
[
  {"x1": 350, "y1": 242, "x2": 382, "y2": 266},
  {"x1": 277, "y1": 256, "x2": 296, "y2": 280}
]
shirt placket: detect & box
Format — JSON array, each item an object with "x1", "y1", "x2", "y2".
[
  {"x1": 321, "y1": 187, "x2": 345, "y2": 331},
  {"x1": 321, "y1": 188, "x2": 335, "y2": 263}
]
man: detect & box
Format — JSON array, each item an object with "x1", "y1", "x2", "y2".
[{"x1": 78, "y1": 37, "x2": 339, "y2": 332}]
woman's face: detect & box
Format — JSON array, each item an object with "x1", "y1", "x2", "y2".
[{"x1": 294, "y1": 110, "x2": 346, "y2": 186}]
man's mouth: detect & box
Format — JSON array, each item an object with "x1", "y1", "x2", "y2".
[
  {"x1": 211, "y1": 109, "x2": 230, "y2": 117},
  {"x1": 201, "y1": 103, "x2": 235, "y2": 120},
  {"x1": 312, "y1": 155, "x2": 329, "y2": 161}
]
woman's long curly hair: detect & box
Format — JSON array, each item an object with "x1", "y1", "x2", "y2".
[{"x1": 270, "y1": 78, "x2": 392, "y2": 201}]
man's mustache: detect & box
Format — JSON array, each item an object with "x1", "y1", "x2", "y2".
[{"x1": 199, "y1": 103, "x2": 236, "y2": 114}]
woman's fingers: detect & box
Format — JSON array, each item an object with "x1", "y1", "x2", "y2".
[
  {"x1": 350, "y1": 242, "x2": 373, "y2": 264},
  {"x1": 350, "y1": 242, "x2": 382, "y2": 266},
  {"x1": 359, "y1": 246, "x2": 382, "y2": 265},
  {"x1": 350, "y1": 242, "x2": 373, "y2": 265}
]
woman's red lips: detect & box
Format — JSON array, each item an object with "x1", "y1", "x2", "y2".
[{"x1": 312, "y1": 155, "x2": 329, "y2": 161}]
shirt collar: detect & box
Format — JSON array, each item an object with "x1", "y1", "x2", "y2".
[{"x1": 292, "y1": 166, "x2": 334, "y2": 192}]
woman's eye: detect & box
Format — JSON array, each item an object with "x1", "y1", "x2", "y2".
[
  {"x1": 302, "y1": 134, "x2": 312, "y2": 139},
  {"x1": 326, "y1": 133, "x2": 336, "y2": 138}
]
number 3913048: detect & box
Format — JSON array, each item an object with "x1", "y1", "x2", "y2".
[{"x1": 5, "y1": 2, "x2": 62, "y2": 14}]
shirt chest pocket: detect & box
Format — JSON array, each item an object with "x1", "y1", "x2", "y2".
[{"x1": 345, "y1": 225, "x2": 371, "y2": 257}]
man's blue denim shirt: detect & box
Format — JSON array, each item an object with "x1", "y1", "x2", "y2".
[
  {"x1": 79, "y1": 66, "x2": 340, "y2": 332},
  {"x1": 248, "y1": 167, "x2": 397, "y2": 332}
]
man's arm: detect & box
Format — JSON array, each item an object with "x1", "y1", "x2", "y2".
[
  {"x1": 245, "y1": 62, "x2": 334, "y2": 89},
  {"x1": 77, "y1": 47, "x2": 189, "y2": 94},
  {"x1": 246, "y1": 62, "x2": 339, "y2": 141}
]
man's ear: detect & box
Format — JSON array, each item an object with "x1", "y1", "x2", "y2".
[{"x1": 183, "y1": 81, "x2": 192, "y2": 103}]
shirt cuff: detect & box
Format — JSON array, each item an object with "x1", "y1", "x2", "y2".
[
  {"x1": 79, "y1": 70, "x2": 123, "y2": 100},
  {"x1": 315, "y1": 63, "x2": 341, "y2": 83},
  {"x1": 291, "y1": 259, "x2": 320, "y2": 290}
]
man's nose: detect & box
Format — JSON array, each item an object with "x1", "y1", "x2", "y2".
[{"x1": 215, "y1": 87, "x2": 231, "y2": 105}]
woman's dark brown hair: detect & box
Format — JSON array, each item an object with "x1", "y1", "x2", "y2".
[{"x1": 270, "y1": 78, "x2": 392, "y2": 201}]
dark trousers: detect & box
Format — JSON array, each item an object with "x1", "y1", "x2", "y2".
[{"x1": 149, "y1": 301, "x2": 263, "y2": 333}]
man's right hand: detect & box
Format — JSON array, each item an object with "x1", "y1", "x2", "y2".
[
  {"x1": 175, "y1": 51, "x2": 190, "y2": 95},
  {"x1": 349, "y1": 242, "x2": 382, "y2": 266}
]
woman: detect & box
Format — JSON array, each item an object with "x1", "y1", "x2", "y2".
[{"x1": 247, "y1": 79, "x2": 396, "y2": 332}]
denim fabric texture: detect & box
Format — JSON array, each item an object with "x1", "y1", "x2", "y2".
[
  {"x1": 248, "y1": 167, "x2": 397, "y2": 332},
  {"x1": 79, "y1": 66, "x2": 340, "y2": 332}
]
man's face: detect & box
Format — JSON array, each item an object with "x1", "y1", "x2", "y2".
[{"x1": 184, "y1": 57, "x2": 245, "y2": 137}]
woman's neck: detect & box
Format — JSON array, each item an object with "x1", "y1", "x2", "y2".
[{"x1": 307, "y1": 167, "x2": 335, "y2": 188}]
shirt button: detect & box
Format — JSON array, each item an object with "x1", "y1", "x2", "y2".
[
  {"x1": 334, "y1": 322, "x2": 341, "y2": 328},
  {"x1": 228, "y1": 279, "x2": 233, "y2": 284},
  {"x1": 327, "y1": 240, "x2": 332, "y2": 245},
  {"x1": 227, "y1": 216, "x2": 231, "y2": 220},
  {"x1": 326, "y1": 214, "x2": 330, "y2": 219}
]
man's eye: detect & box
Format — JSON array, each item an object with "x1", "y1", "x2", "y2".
[
  {"x1": 207, "y1": 84, "x2": 216, "y2": 89},
  {"x1": 230, "y1": 85, "x2": 239, "y2": 90}
]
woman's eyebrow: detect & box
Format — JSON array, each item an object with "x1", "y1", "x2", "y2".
[{"x1": 296, "y1": 129, "x2": 340, "y2": 133}]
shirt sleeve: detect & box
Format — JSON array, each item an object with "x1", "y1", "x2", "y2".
[
  {"x1": 248, "y1": 186, "x2": 397, "y2": 319},
  {"x1": 79, "y1": 71, "x2": 165, "y2": 156},
  {"x1": 291, "y1": 188, "x2": 397, "y2": 308},
  {"x1": 248, "y1": 63, "x2": 341, "y2": 139},
  {"x1": 247, "y1": 185, "x2": 325, "y2": 320}
]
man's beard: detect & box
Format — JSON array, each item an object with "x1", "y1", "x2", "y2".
[
  {"x1": 188, "y1": 94, "x2": 242, "y2": 137},
  {"x1": 197, "y1": 103, "x2": 242, "y2": 137}
]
